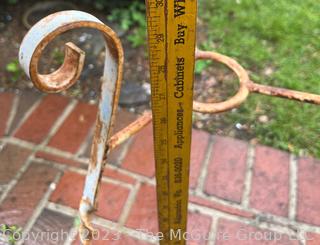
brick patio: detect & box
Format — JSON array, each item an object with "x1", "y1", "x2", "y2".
[{"x1": 0, "y1": 90, "x2": 320, "y2": 244}]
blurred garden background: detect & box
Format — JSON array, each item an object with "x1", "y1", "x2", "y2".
[{"x1": 0, "y1": 0, "x2": 319, "y2": 157}]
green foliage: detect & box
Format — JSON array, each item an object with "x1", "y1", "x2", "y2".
[
  {"x1": 6, "y1": 0, "x2": 18, "y2": 4},
  {"x1": 92, "y1": 0, "x2": 108, "y2": 10},
  {"x1": 195, "y1": 60, "x2": 212, "y2": 75},
  {"x1": 52, "y1": 48, "x2": 64, "y2": 66},
  {"x1": 108, "y1": 1, "x2": 147, "y2": 47},
  {"x1": 0, "y1": 224, "x2": 22, "y2": 244},
  {"x1": 199, "y1": 0, "x2": 320, "y2": 157},
  {"x1": 6, "y1": 59, "x2": 22, "y2": 82},
  {"x1": 79, "y1": 0, "x2": 134, "y2": 10},
  {"x1": 73, "y1": 216, "x2": 81, "y2": 227}
]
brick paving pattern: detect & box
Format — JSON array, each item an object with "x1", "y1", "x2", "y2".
[{"x1": 0, "y1": 91, "x2": 320, "y2": 244}]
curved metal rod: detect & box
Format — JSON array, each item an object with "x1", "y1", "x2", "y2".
[
  {"x1": 193, "y1": 50, "x2": 320, "y2": 112},
  {"x1": 247, "y1": 82, "x2": 320, "y2": 104},
  {"x1": 19, "y1": 10, "x2": 124, "y2": 244},
  {"x1": 193, "y1": 49, "x2": 250, "y2": 113}
]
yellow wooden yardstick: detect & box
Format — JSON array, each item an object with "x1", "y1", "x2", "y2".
[{"x1": 145, "y1": 0, "x2": 197, "y2": 244}]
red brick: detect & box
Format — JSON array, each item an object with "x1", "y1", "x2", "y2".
[
  {"x1": 126, "y1": 190, "x2": 213, "y2": 245},
  {"x1": 35, "y1": 151, "x2": 86, "y2": 169},
  {"x1": 72, "y1": 225, "x2": 152, "y2": 245},
  {"x1": 306, "y1": 233, "x2": 320, "y2": 245},
  {"x1": 50, "y1": 171, "x2": 130, "y2": 221},
  {"x1": 189, "y1": 196, "x2": 255, "y2": 219},
  {"x1": 250, "y1": 145, "x2": 290, "y2": 216},
  {"x1": 190, "y1": 130, "x2": 210, "y2": 189},
  {"x1": 7, "y1": 90, "x2": 41, "y2": 135},
  {"x1": 0, "y1": 144, "x2": 31, "y2": 184},
  {"x1": 97, "y1": 182, "x2": 130, "y2": 222},
  {"x1": 297, "y1": 157, "x2": 320, "y2": 226},
  {"x1": 25, "y1": 208, "x2": 74, "y2": 245},
  {"x1": 107, "y1": 143, "x2": 128, "y2": 166},
  {"x1": 0, "y1": 162, "x2": 58, "y2": 227},
  {"x1": 104, "y1": 166, "x2": 136, "y2": 185},
  {"x1": 50, "y1": 172, "x2": 83, "y2": 208},
  {"x1": 112, "y1": 108, "x2": 139, "y2": 133},
  {"x1": 187, "y1": 212, "x2": 212, "y2": 245},
  {"x1": 83, "y1": 133, "x2": 129, "y2": 166},
  {"x1": 0, "y1": 92, "x2": 14, "y2": 136},
  {"x1": 204, "y1": 136, "x2": 248, "y2": 203},
  {"x1": 14, "y1": 95, "x2": 69, "y2": 143},
  {"x1": 35, "y1": 151, "x2": 136, "y2": 184},
  {"x1": 121, "y1": 124, "x2": 155, "y2": 177},
  {"x1": 105, "y1": 108, "x2": 138, "y2": 165},
  {"x1": 48, "y1": 102, "x2": 97, "y2": 153},
  {"x1": 126, "y1": 183, "x2": 158, "y2": 233},
  {"x1": 81, "y1": 107, "x2": 139, "y2": 159},
  {"x1": 216, "y1": 219, "x2": 299, "y2": 245},
  {"x1": 80, "y1": 130, "x2": 94, "y2": 158},
  {"x1": 120, "y1": 125, "x2": 209, "y2": 180}
]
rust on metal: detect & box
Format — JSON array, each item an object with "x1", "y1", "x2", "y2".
[
  {"x1": 193, "y1": 49, "x2": 250, "y2": 113},
  {"x1": 107, "y1": 111, "x2": 152, "y2": 152},
  {"x1": 19, "y1": 9, "x2": 320, "y2": 245},
  {"x1": 37, "y1": 42, "x2": 85, "y2": 92},
  {"x1": 19, "y1": 10, "x2": 125, "y2": 244},
  {"x1": 247, "y1": 82, "x2": 320, "y2": 105},
  {"x1": 193, "y1": 49, "x2": 320, "y2": 113}
]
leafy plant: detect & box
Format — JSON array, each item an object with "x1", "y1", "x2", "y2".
[
  {"x1": 108, "y1": 1, "x2": 147, "y2": 47},
  {"x1": 79, "y1": 0, "x2": 134, "y2": 10},
  {"x1": 195, "y1": 60, "x2": 212, "y2": 75},
  {"x1": 6, "y1": 0, "x2": 18, "y2": 4},
  {"x1": 6, "y1": 59, "x2": 22, "y2": 82},
  {"x1": 0, "y1": 224, "x2": 22, "y2": 245},
  {"x1": 52, "y1": 48, "x2": 64, "y2": 66},
  {"x1": 73, "y1": 216, "x2": 81, "y2": 228}
]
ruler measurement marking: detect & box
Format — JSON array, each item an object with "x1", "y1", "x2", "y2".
[
  {"x1": 146, "y1": 1, "x2": 170, "y2": 243},
  {"x1": 146, "y1": 0, "x2": 197, "y2": 244}
]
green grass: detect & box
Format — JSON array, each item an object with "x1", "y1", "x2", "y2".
[{"x1": 198, "y1": 0, "x2": 320, "y2": 157}]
